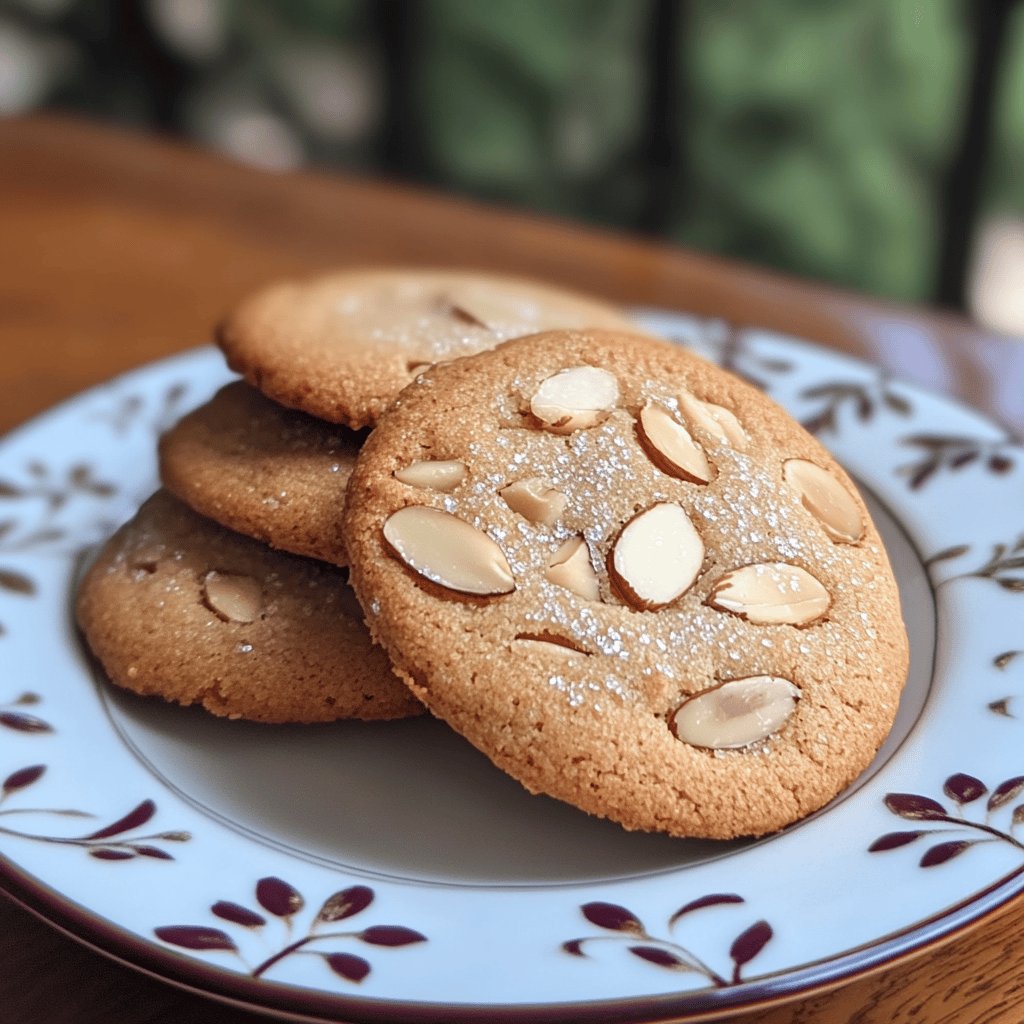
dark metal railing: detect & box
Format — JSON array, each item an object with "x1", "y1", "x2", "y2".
[
  {"x1": 26, "y1": 0, "x2": 1019, "y2": 314},
  {"x1": 934, "y1": 0, "x2": 1018, "y2": 309}
]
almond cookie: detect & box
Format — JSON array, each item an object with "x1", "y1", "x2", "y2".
[
  {"x1": 343, "y1": 330, "x2": 909, "y2": 838},
  {"x1": 76, "y1": 491, "x2": 421, "y2": 723},
  {"x1": 159, "y1": 381, "x2": 359, "y2": 566},
  {"x1": 217, "y1": 268, "x2": 637, "y2": 428}
]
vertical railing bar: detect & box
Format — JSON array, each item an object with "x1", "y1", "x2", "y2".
[
  {"x1": 934, "y1": 0, "x2": 1016, "y2": 310},
  {"x1": 637, "y1": 0, "x2": 686, "y2": 235},
  {"x1": 371, "y1": 0, "x2": 425, "y2": 180}
]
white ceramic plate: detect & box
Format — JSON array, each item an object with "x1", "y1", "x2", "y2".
[{"x1": 1, "y1": 311, "x2": 1023, "y2": 1023}]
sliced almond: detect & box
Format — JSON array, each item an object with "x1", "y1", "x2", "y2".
[
  {"x1": 783, "y1": 459, "x2": 864, "y2": 544},
  {"x1": 671, "y1": 676, "x2": 800, "y2": 749},
  {"x1": 609, "y1": 503, "x2": 704, "y2": 610},
  {"x1": 708, "y1": 563, "x2": 830, "y2": 625},
  {"x1": 678, "y1": 391, "x2": 748, "y2": 449},
  {"x1": 394, "y1": 459, "x2": 467, "y2": 493},
  {"x1": 529, "y1": 366, "x2": 619, "y2": 434},
  {"x1": 512, "y1": 633, "x2": 589, "y2": 660},
  {"x1": 383, "y1": 506, "x2": 515, "y2": 597},
  {"x1": 545, "y1": 536, "x2": 600, "y2": 600},
  {"x1": 202, "y1": 571, "x2": 263, "y2": 624},
  {"x1": 636, "y1": 402, "x2": 713, "y2": 483},
  {"x1": 500, "y1": 477, "x2": 568, "y2": 526}
]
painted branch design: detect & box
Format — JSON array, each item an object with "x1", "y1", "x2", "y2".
[
  {"x1": 0, "y1": 764, "x2": 188, "y2": 860},
  {"x1": 798, "y1": 375, "x2": 912, "y2": 436},
  {"x1": 91, "y1": 382, "x2": 190, "y2": 437},
  {"x1": 989, "y1": 650, "x2": 1024, "y2": 718},
  {"x1": 562, "y1": 894, "x2": 771, "y2": 987},
  {"x1": 0, "y1": 459, "x2": 120, "y2": 638},
  {"x1": 870, "y1": 773, "x2": 1024, "y2": 867},
  {"x1": 926, "y1": 534, "x2": 1024, "y2": 592},
  {"x1": 0, "y1": 691, "x2": 52, "y2": 734},
  {"x1": 155, "y1": 878, "x2": 426, "y2": 984},
  {"x1": 672, "y1": 321, "x2": 793, "y2": 392},
  {"x1": 897, "y1": 434, "x2": 1017, "y2": 490}
]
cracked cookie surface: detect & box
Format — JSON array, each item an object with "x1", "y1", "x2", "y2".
[{"x1": 343, "y1": 330, "x2": 909, "y2": 837}]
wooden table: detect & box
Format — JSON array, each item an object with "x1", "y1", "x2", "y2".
[{"x1": 1, "y1": 116, "x2": 1023, "y2": 1024}]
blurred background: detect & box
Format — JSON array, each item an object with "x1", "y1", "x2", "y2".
[{"x1": 2, "y1": 0, "x2": 1023, "y2": 332}]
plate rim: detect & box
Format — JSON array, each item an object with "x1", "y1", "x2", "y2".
[
  {"x1": 1, "y1": 329, "x2": 1022, "y2": 1022},
  {"x1": 4, "y1": 850, "x2": 1024, "y2": 1024}
]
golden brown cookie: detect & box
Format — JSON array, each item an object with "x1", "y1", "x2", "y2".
[
  {"x1": 159, "y1": 381, "x2": 358, "y2": 566},
  {"x1": 76, "y1": 491, "x2": 421, "y2": 723},
  {"x1": 343, "y1": 330, "x2": 909, "y2": 838},
  {"x1": 216, "y1": 268, "x2": 637, "y2": 428}
]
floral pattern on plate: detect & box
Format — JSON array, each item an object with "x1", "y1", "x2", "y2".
[
  {"x1": 156, "y1": 878, "x2": 426, "y2": 983},
  {"x1": 0, "y1": 320, "x2": 1021, "y2": 1022}
]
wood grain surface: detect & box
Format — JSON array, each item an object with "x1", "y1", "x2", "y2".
[{"x1": 1, "y1": 115, "x2": 1022, "y2": 1024}]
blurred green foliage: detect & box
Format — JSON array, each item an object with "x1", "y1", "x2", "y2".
[{"x1": 2, "y1": 0, "x2": 1022, "y2": 303}]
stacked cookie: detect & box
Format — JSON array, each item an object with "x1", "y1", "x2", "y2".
[
  {"x1": 76, "y1": 270, "x2": 636, "y2": 724},
  {"x1": 77, "y1": 268, "x2": 910, "y2": 838}
]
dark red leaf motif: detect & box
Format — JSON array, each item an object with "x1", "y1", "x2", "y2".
[
  {"x1": 988, "y1": 777, "x2": 1024, "y2": 812},
  {"x1": 212, "y1": 901, "x2": 266, "y2": 928},
  {"x1": 89, "y1": 848, "x2": 134, "y2": 860},
  {"x1": 730, "y1": 921, "x2": 773, "y2": 978},
  {"x1": 909, "y1": 464, "x2": 937, "y2": 490},
  {"x1": 989, "y1": 455, "x2": 1014, "y2": 474},
  {"x1": 0, "y1": 570, "x2": 35, "y2": 596},
  {"x1": 800, "y1": 383, "x2": 849, "y2": 400},
  {"x1": 949, "y1": 451, "x2": 979, "y2": 470},
  {"x1": 3, "y1": 764, "x2": 45, "y2": 794},
  {"x1": 868, "y1": 831, "x2": 926, "y2": 852},
  {"x1": 943, "y1": 773, "x2": 987, "y2": 804},
  {"x1": 903, "y1": 434, "x2": 973, "y2": 448},
  {"x1": 669, "y1": 893, "x2": 743, "y2": 926},
  {"x1": 0, "y1": 482, "x2": 23, "y2": 498},
  {"x1": 988, "y1": 698, "x2": 1014, "y2": 718},
  {"x1": 14, "y1": 692, "x2": 40, "y2": 705},
  {"x1": 155, "y1": 925, "x2": 238, "y2": 952},
  {"x1": 360, "y1": 925, "x2": 427, "y2": 947},
  {"x1": 884, "y1": 793, "x2": 948, "y2": 820},
  {"x1": 1013, "y1": 805, "x2": 1024, "y2": 827},
  {"x1": 0, "y1": 712, "x2": 52, "y2": 733},
  {"x1": 884, "y1": 392, "x2": 912, "y2": 415},
  {"x1": 581, "y1": 901, "x2": 644, "y2": 934},
  {"x1": 925, "y1": 545, "x2": 970, "y2": 566},
  {"x1": 131, "y1": 845, "x2": 173, "y2": 860},
  {"x1": 856, "y1": 394, "x2": 872, "y2": 421},
  {"x1": 83, "y1": 799, "x2": 155, "y2": 840},
  {"x1": 324, "y1": 952, "x2": 370, "y2": 983},
  {"x1": 316, "y1": 885, "x2": 373, "y2": 923},
  {"x1": 256, "y1": 876, "x2": 304, "y2": 917},
  {"x1": 628, "y1": 945, "x2": 689, "y2": 970},
  {"x1": 920, "y1": 840, "x2": 974, "y2": 867},
  {"x1": 562, "y1": 939, "x2": 586, "y2": 957}
]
